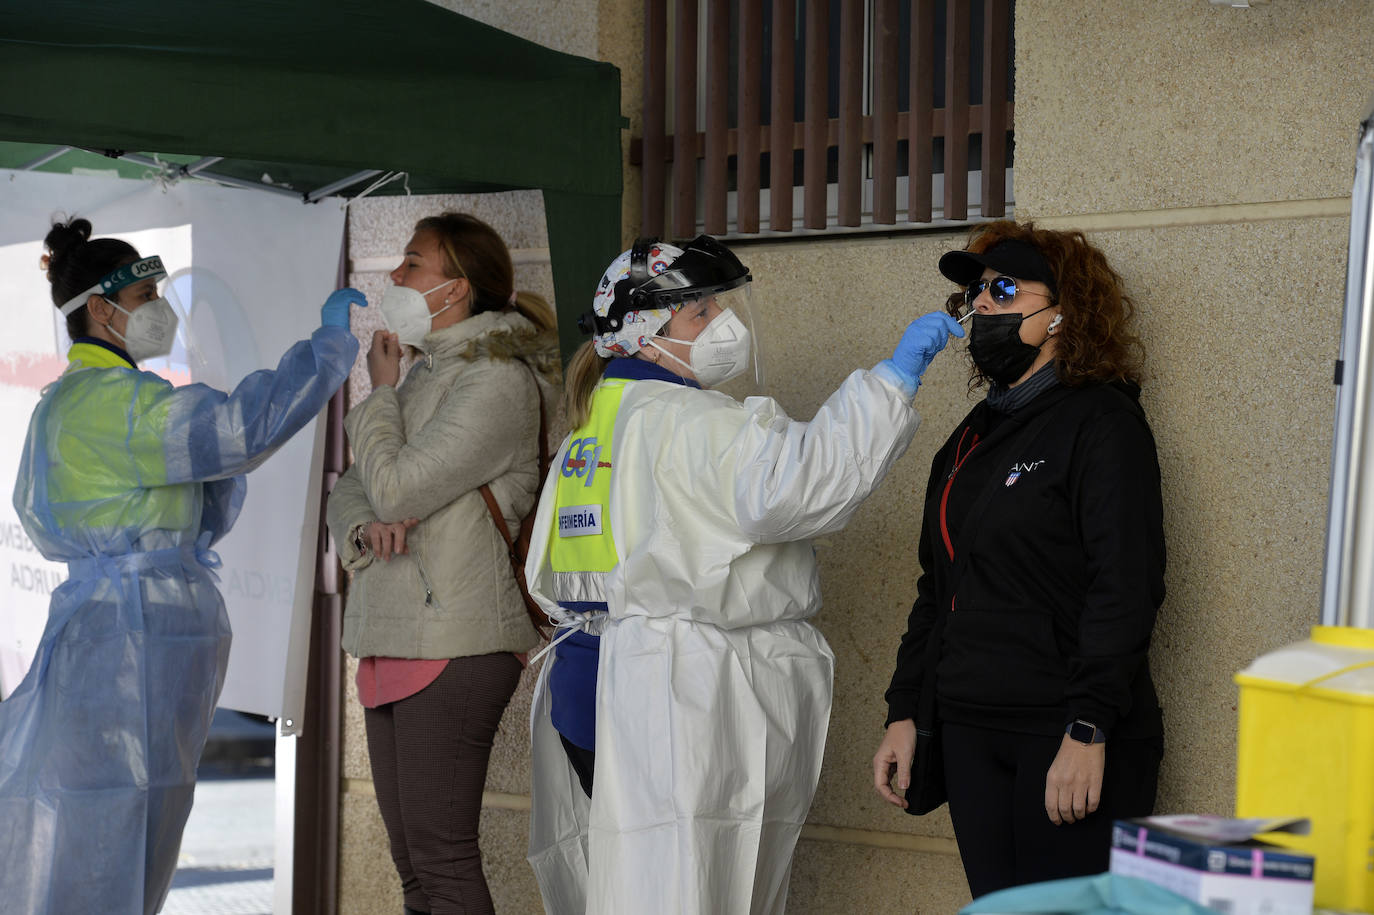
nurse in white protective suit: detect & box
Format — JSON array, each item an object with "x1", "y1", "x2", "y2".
[
  {"x1": 0, "y1": 217, "x2": 362, "y2": 915},
  {"x1": 524, "y1": 235, "x2": 963, "y2": 914}
]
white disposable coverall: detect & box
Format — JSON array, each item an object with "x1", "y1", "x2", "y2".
[{"x1": 525, "y1": 367, "x2": 922, "y2": 915}]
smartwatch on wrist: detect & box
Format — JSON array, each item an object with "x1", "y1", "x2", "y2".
[{"x1": 1067, "y1": 719, "x2": 1107, "y2": 745}]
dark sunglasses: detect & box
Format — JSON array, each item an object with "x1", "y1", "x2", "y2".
[{"x1": 963, "y1": 275, "x2": 1053, "y2": 309}]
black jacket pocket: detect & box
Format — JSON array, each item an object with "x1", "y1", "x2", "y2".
[{"x1": 938, "y1": 606, "x2": 1067, "y2": 708}]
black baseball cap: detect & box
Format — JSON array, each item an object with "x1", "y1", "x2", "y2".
[{"x1": 938, "y1": 239, "x2": 1058, "y2": 298}]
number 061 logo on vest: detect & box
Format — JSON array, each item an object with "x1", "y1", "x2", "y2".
[
  {"x1": 558, "y1": 505, "x2": 603, "y2": 537},
  {"x1": 562, "y1": 436, "x2": 608, "y2": 487}
]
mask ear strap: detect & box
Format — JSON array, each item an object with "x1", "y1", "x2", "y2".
[
  {"x1": 99, "y1": 294, "x2": 125, "y2": 323},
  {"x1": 645, "y1": 338, "x2": 694, "y2": 377}
]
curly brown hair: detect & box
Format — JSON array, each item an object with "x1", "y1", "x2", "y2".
[{"x1": 943, "y1": 220, "x2": 1144, "y2": 388}]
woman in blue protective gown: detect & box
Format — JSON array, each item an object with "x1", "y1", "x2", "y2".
[{"x1": 0, "y1": 218, "x2": 363, "y2": 915}]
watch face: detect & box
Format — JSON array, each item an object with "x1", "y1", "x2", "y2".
[{"x1": 1069, "y1": 720, "x2": 1097, "y2": 744}]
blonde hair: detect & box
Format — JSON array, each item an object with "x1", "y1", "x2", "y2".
[
  {"x1": 414, "y1": 212, "x2": 556, "y2": 333},
  {"x1": 511, "y1": 290, "x2": 556, "y2": 333},
  {"x1": 563, "y1": 340, "x2": 611, "y2": 428}
]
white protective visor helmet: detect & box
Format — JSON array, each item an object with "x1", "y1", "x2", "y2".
[
  {"x1": 584, "y1": 240, "x2": 684, "y2": 358},
  {"x1": 580, "y1": 235, "x2": 762, "y2": 387}
]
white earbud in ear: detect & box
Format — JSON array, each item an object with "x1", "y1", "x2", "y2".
[{"x1": 1047, "y1": 314, "x2": 1063, "y2": 332}]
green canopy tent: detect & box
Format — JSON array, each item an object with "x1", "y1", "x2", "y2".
[
  {"x1": 0, "y1": 4, "x2": 621, "y2": 903},
  {"x1": 0, "y1": 0, "x2": 624, "y2": 359}
]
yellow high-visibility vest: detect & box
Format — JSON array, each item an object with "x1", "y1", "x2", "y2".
[
  {"x1": 46, "y1": 342, "x2": 193, "y2": 533},
  {"x1": 547, "y1": 379, "x2": 627, "y2": 598}
]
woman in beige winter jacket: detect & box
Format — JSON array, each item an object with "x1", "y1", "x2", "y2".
[{"x1": 326, "y1": 212, "x2": 559, "y2": 915}]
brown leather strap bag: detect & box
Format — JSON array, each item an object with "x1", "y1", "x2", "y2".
[{"x1": 478, "y1": 365, "x2": 552, "y2": 641}]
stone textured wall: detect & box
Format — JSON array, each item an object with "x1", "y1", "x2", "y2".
[{"x1": 335, "y1": 1, "x2": 1374, "y2": 911}]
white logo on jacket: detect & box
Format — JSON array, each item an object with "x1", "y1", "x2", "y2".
[{"x1": 1004, "y1": 459, "x2": 1045, "y2": 488}]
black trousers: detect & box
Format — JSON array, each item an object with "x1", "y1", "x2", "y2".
[
  {"x1": 942, "y1": 721, "x2": 1163, "y2": 901},
  {"x1": 559, "y1": 733, "x2": 596, "y2": 799},
  {"x1": 363, "y1": 653, "x2": 522, "y2": 915}
]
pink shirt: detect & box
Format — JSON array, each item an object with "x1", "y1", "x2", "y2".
[{"x1": 355, "y1": 656, "x2": 450, "y2": 708}]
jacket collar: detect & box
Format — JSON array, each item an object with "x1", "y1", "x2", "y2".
[
  {"x1": 604, "y1": 357, "x2": 701, "y2": 388},
  {"x1": 67, "y1": 337, "x2": 136, "y2": 371},
  {"x1": 986, "y1": 361, "x2": 1060, "y2": 414},
  {"x1": 420, "y1": 310, "x2": 521, "y2": 358},
  {"x1": 418, "y1": 309, "x2": 557, "y2": 376},
  {"x1": 969, "y1": 375, "x2": 1144, "y2": 441},
  {"x1": 969, "y1": 382, "x2": 1075, "y2": 439}
]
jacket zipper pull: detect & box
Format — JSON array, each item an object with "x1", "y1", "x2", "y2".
[{"x1": 415, "y1": 556, "x2": 438, "y2": 609}]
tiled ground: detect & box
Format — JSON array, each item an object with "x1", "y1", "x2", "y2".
[
  {"x1": 161, "y1": 775, "x2": 274, "y2": 915},
  {"x1": 162, "y1": 867, "x2": 273, "y2": 915}
]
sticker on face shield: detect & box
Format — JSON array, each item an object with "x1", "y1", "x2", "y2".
[{"x1": 558, "y1": 505, "x2": 603, "y2": 537}]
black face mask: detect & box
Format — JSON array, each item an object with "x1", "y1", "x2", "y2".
[{"x1": 968, "y1": 304, "x2": 1054, "y2": 386}]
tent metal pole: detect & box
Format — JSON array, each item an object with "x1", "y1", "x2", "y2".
[
  {"x1": 1322, "y1": 97, "x2": 1374, "y2": 629},
  {"x1": 76, "y1": 148, "x2": 304, "y2": 200},
  {"x1": 304, "y1": 169, "x2": 383, "y2": 203},
  {"x1": 190, "y1": 169, "x2": 304, "y2": 199},
  {"x1": 180, "y1": 156, "x2": 224, "y2": 176},
  {"x1": 20, "y1": 146, "x2": 72, "y2": 170}
]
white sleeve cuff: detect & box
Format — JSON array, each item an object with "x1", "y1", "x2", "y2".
[{"x1": 871, "y1": 360, "x2": 919, "y2": 399}]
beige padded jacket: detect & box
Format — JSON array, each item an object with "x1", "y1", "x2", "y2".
[{"x1": 327, "y1": 310, "x2": 560, "y2": 659}]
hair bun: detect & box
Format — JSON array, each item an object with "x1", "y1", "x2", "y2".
[{"x1": 43, "y1": 218, "x2": 93, "y2": 262}]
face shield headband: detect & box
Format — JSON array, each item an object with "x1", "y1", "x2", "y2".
[
  {"x1": 578, "y1": 235, "x2": 751, "y2": 338},
  {"x1": 59, "y1": 256, "x2": 168, "y2": 316}
]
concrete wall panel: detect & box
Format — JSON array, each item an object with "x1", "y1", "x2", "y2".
[{"x1": 1015, "y1": 0, "x2": 1374, "y2": 218}]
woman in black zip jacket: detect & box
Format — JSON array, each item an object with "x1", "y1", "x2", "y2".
[{"x1": 872, "y1": 221, "x2": 1165, "y2": 900}]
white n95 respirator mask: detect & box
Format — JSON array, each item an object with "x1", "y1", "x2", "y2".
[
  {"x1": 104, "y1": 295, "x2": 179, "y2": 362},
  {"x1": 651, "y1": 308, "x2": 753, "y2": 388},
  {"x1": 379, "y1": 279, "x2": 457, "y2": 349}
]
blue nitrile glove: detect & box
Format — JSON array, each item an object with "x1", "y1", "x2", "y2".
[
  {"x1": 321, "y1": 287, "x2": 367, "y2": 328},
  {"x1": 873, "y1": 310, "x2": 965, "y2": 397}
]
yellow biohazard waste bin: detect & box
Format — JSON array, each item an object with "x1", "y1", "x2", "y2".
[{"x1": 1234, "y1": 625, "x2": 1374, "y2": 912}]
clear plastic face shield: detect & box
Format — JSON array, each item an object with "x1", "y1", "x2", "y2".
[
  {"x1": 158, "y1": 271, "x2": 210, "y2": 374},
  {"x1": 654, "y1": 283, "x2": 763, "y2": 391}
]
